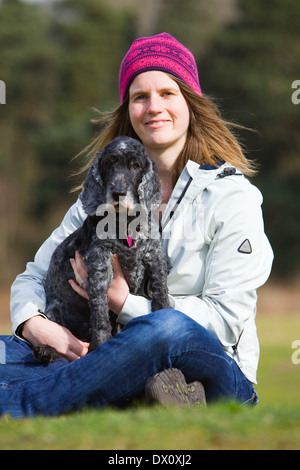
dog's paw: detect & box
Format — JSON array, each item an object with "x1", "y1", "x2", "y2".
[
  {"x1": 32, "y1": 344, "x2": 59, "y2": 364},
  {"x1": 88, "y1": 332, "x2": 113, "y2": 352},
  {"x1": 88, "y1": 341, "x2": 100, "y2": 353}
]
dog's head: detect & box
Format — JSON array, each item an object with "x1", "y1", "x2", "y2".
[{"x1": 80, "y1": 136, "x2": 162, "y2": 216}]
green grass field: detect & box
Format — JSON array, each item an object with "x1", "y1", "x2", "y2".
[{"x1": 0, "y1": 313, "x2": 299, "y2": 450}]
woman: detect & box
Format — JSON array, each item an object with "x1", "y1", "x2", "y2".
[{"x1": 2, "y1": 33, "x2": 273, "y2": 417}]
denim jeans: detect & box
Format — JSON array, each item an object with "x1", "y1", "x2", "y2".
[{"x1": 0, "y1": 309, "x2": 257, "y2": 418}]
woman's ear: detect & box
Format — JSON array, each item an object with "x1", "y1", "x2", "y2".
[{"x1": 79, "y1": 152, "x2": 105, "y2": 215}]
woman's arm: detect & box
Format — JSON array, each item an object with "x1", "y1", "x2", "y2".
[
  {"x1": 22, "y1": 315, "x2": 89, "y2": 362},
  {"x1": 10, "y1": 199, "x2": 88, "y2": 359}
]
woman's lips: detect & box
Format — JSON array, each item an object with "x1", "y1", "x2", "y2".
[{"x1": 145, "y1": 119, "x2": 171, "y2": 128}]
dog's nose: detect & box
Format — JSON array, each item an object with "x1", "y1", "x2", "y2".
[{"x1": 112, "y1": 189, "x2": 127, "y2": 201}]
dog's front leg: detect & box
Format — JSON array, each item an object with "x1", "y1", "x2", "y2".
[
  {"x1": 86, "y1": 251, "x2": 114, "y2": 352},
  {"x1": 144, "y1": 242, "x2": 170, "y2": 311}
]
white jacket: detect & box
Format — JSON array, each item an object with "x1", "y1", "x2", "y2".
[{"x1": 10, "y1": 160, "x2": 273, "y2": 383}]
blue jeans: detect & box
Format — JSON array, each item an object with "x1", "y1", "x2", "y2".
[{"x1": 0, "y1": 309, "x2": 257, "y2": 418}]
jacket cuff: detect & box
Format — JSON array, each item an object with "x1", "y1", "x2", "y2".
[
  {"x1": 12, "y1": 301, "x2": 46, "y2": 337},
  {"x1": 117, "y1": 293, "x2": 152, "y2": 325}
]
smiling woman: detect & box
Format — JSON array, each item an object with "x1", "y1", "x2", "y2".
[
  {"x1": 128, "y1": 71, "x2": 191, "y2": 173},
  {"x1": 4, "y1": 32, "x2": 273, "y2": 418}
]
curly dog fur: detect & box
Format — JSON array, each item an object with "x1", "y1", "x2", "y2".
[{"x1": 33, "y1": 136, "x2": 169, "y2": 363}]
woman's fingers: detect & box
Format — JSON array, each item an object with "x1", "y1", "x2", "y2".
[
  {"x1": 70, "y1": 250, "x2": 87, "y2": 284},
  {"x1": 65, "y1": 335, "x2": 90, "y2": 361},
  {"x1": 68, "y1": 279, "x2": 89, "y2": 299},
  {"x1": 69, "y1": 251, "x2": 129, "y2": 309},
  {"x1": 69, "y1": 250, "x2": 89, "y2": 299}
]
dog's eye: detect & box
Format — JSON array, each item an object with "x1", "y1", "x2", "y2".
[
  {"x1": 102, "y1": 159, "x2": 111, "y2": 169},
  {"x1": 131, "y1": 162, "x2": 141, "y2": 170}
]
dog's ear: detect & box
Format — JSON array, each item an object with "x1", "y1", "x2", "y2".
[
  {"x1": 138, "y1": 157, "x2": 162, "y2": 210},
  {"x1": 79, "y1": 153, "x2": 105, "y2": 215}
]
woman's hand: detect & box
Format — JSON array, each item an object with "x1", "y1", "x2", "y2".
[
  {"x1": 23, "y1": 252, "x2": 129, "y2": 361},
  {"x1": 69, "y1": 251, "x2": 129, "y2": 315},
  {"x1": 68, "y1": 250, "x2": 89, "y2": 300},
  {"x1": 22, "y1": 315, "x2": 89, "y2": 362},
  {"x1": 107, "y1": 254, "x2": 129, "y2": 315}
]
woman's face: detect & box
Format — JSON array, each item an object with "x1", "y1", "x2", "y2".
[{"x1": 128, "y1": 71, "x2": 190, "y2": 158}]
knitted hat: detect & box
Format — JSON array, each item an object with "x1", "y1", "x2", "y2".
[{"x1": 119, "y1": 32, "x2": 202, "y2": 102}]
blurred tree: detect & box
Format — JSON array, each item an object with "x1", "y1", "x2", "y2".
[
  {"x1": 0, "y1": 0, "x2": 299, "y2": 284},
  {"x1": 155, "y1": 0, "x2": 239, "y2": 56},
  {"x1": 0, "y1": 0, "x2": 135, "y2": 283},
  {"x1": 198, "y1": 0, "x2": 300, "y2": 277},
  {"x1": 52, "y1": 0, "x2": 134, "y2": 112},
  {"x1": 0, "y1": 0, "x2": 62, "y2": 281}
]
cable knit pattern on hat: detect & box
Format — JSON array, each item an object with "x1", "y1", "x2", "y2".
[{"x1": 119, "y1": 33, "x2": 202, "y2": 102}]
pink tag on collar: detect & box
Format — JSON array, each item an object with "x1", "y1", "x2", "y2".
[{"x1": 127, "y1": 236, "x2": 133, "y2": 247}]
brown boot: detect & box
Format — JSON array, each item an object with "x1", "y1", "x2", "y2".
[{"x1": 145, "y1": 368, "x2": 206, "y2": 408}]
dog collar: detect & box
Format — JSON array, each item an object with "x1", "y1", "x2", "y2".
[{"x1": 127, "y1": 235, "x2": 134, "y2": 248}]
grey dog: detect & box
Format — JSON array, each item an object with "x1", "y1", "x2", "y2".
[{"x1": 33, "y1": 136, "x2": 169, "y2": 363}]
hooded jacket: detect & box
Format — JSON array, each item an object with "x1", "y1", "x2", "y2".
[{"x1": 10, "y1": 161, "x2": 273, "y2": 384}]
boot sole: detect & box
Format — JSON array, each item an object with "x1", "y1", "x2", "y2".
[{"x1": 145, "y1": 368, "x2": 206, "y2": 408}]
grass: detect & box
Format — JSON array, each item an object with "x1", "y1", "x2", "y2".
[
  {"x1": 0, "y1": 403, "x2": 299, "y2": 450},
  {"x1": 0, "y1": 313, "x2": 299, "y2": 450},
  {"x1": 256, "y1": 314, "x2": 300, "y2": 406}
]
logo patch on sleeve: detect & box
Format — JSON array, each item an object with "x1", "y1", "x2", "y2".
[{"x1": 238, "y1": 239, "x2": 252, "y2": 254}]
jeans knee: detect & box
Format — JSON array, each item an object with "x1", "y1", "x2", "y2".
[{"x1": 128, "y1": 309, "x2": 198, "y2": 350}]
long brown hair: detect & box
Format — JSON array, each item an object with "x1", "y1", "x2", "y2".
[
  {"x1": 170, "y1": 76, "x2": 257, "y2": 181},
  {"x1": 73, "y1": 75, "x2": 256, "y2": 190}
]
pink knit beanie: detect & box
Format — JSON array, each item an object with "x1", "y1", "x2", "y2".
[{"x1": 119, "y1": 33, "x2": 202, "y2": 102}]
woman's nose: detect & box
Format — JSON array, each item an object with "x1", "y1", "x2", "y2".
[{"x1": 147, "y1": 94, "x2": 163, "y2": 113}]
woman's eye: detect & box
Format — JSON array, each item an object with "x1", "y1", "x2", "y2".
[
  {"x1": 135, "y1": 94, "x2": 146, "y2": 101},
  {"x1": 162, "y1": 91, "x2": 174, "y2": 98}
]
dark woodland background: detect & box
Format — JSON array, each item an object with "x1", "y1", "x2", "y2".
[{"x1": 0, "y1": 0, "x2": 300, "y2": 288}]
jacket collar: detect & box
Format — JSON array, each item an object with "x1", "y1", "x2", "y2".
[{"x1": 161, "y1": 160, "x2": 226, "y2": 229}]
